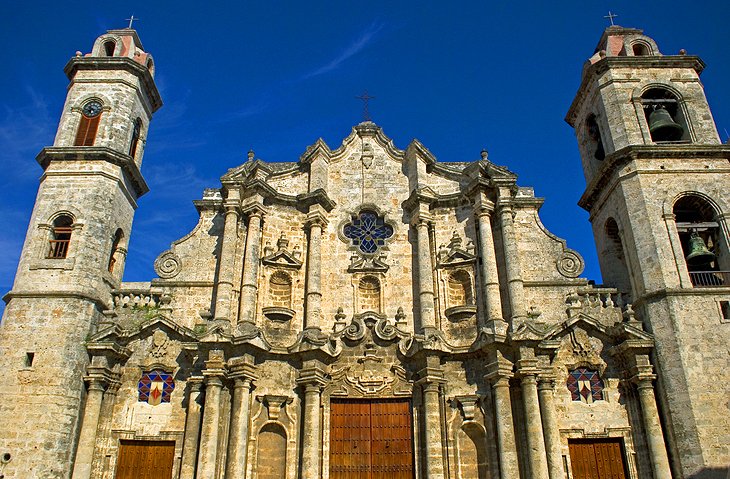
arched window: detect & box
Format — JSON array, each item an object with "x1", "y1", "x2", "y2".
[
  {"x1": 632, "y1": 43, "x2": 650, "y2": 56},
  {"x1": 601, "y1": 218, "x2": 631, "y2": 293},
  {"x1": 108, "y1": 229, "x2": 124, "y2": 273},
  {"x1": 129, "y1": 118, "x2": 142, "y2": 157},
  {"x1": 358, "y1": 276, "x2": 381, "y2": 313},
  {"x1": 74, "y1": 100, "x2": 103, "y2": 146},
  {"x1": 673, "y1": 195, "x2": 726, "y2": 286},
  {"x1": 103, "y1": 40, "x2": 116, "y2": 56},
  {"x1": 448, "y1": 270, "x2": 473, "y2": 307},
  {"x1": 586, "y1": 114, "x2": 605, "y2": 161},
  {"x1": 48, "y1": 215, "x2": 73, "y2": 259},
  {"x1": 269, "y1": 271, "x2": 292, "y2": 308},
  {"x1": 641, "y1": 88, "x2": 689, "y2": 143},
  {"x1": 567, "y1": 368, "x2": 604, "y2": 403}
]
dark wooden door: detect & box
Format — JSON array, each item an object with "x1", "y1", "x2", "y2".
[
  {"x1": 330, "y1": 399, "x2": 414, "y2": 479},
  {"x1": 569, "y1": 439, "x2": 627, "y2": 479},
  {"x1": 115, "y1": 440, "x2": 175, "y2": 479}
]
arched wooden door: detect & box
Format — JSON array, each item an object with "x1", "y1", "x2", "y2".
[{"x1": 330, "y1": 398, "x2": 414, "y2": 479}]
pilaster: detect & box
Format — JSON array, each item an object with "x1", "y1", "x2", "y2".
[
  {"x1": 214, "y1": 189, "x2": 241, "y2": 322},
  {"x1": 297, "y1": 361, "x2": 328, "y2": 479},
  {"x1": 484, "y1": 355, "x2": 519, "y2": 479}
]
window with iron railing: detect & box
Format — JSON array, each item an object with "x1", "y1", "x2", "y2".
[{"x1": 48, "y1": 216, "x2": 73, "y2": 259}]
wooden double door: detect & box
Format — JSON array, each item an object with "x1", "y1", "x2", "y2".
[
  {"x1": 115, "y1": 440, "x2": 175, "y2": 479},
  {"x1": 330, "y1": 398, "x2": 414, "y2": 479},
  {"x1": 569, "y1": 439, "x2": 628, "y2": 479}
]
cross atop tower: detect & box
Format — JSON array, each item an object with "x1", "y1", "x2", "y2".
[
  {"x1": 604, "y1": 11, "x2": 618, "y2": 26},
  {"x1": 355, "y1": 90, "x2": 375, "y2": 122},
  {"x1": 125, "y1": 15, "x2": 140, "y2": 29}
]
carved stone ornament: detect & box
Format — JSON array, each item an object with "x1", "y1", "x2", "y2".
[
  {"x1": 149, "y1": 330, "x2": 169, "y2": 359},
  {"x1": 556, "y1": 249, "x2": 585, "y2": 278},
  {"x1": 154, "y1": 250, "x2": 182, "y2": 279},
  {"x1": 329, "y1": 343, "x2": 412, "y2": 396}
]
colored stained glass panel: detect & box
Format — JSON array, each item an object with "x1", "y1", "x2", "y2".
[
  {"x1": 567, "y1": 368, "x2": 604, "y2": 403},
  {"x1": 138, "y1": 371, "x2": 175, "y2": 405},
  {"x1": 343, "y1": 211, "x2": 394, "y2": 254}
]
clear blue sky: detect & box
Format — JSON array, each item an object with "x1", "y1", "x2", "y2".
[{"x1": 1, "y1": 2, "x2": 728, "y2": 315}]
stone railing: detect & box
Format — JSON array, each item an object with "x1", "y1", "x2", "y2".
[
  {"x1": 111, "y1": 282, "x2": 161, "y2": 310},
  {"x1": 567, "y1": 287, "x2": 628, "y2": 322}
]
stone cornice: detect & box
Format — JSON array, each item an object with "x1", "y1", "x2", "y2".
[
  {"x1": 566, "y1": 55, "x2": 705, "y2": 125},
  {"x1": 3, "y1": 289, "x2": 110, "y2": 309},
  {"x1": 64, "y1": 56, "x2": 163, "y2": 113},
  {"x1": 36, "y1": 146, "x2": 149, "y2": 197},
  {"x1": 579, "y1": 144, "x2": 730, "y2": 212}
]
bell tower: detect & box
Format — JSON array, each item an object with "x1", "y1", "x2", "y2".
[
  {"x1": 0, "y1": 28, "x2": 161, "y2": 478},
  {"x1": 567, "y1": 26, "x2": 730, "y2": 477}
]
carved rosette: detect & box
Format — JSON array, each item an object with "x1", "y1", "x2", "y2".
[
  {"x1": 556, "y1": 249, "x2": 585, "y2": 278},
  {"x1": 154, "y1": 250, "x2": 182, "y2": 279}
]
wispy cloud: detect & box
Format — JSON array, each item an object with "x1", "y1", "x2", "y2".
[
  {"x1": 302, "y1": 21, "x2": 385, "y2": 80},
  {"x1": 0, "y1": 86, "x2": 56, "y2": 182}
]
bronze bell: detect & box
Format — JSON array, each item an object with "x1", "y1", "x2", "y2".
[
  {"x1": 648, "y1": 106, "x2": 684, "y2": 142},
  {"x1": 686, "y1": 230, "x2": 716, "y2": 266}
]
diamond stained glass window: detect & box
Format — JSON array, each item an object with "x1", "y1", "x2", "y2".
[
  {"x1": 138, "y1": 370, "x2": 175, "y2": 406},
  {"x1": 343, "y1": 210, "x2": 394, "y2": 254},
  {"x1": 567, "y1": 368, "x2": 604, "y2": 403}
]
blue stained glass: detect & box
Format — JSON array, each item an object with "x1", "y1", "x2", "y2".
[
  {"x1": 138, "y1": 370, "x2": 175, "y2": 403},
  {"x1": 566, "y1": 367, "x2": 604, "y2": 402},
  {"x1": 343, "y1": 211, "x2": 394, "y2": 254}
]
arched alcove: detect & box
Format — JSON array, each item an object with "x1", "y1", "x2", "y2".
[{"x1": 256, "y1": 423, "x2": 287, "y2": 479}]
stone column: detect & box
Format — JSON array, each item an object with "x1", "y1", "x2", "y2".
[
  {"x1": 239, "y1": 208, "x2": 264, "y2": 325},
  {"x1": 225, "y1": 378, "x2": 253, "y2": 479},
  {"x1": 475, "y1": 200, "x2": 504, "y2": 323},
  {"x1": 197, "y1": 376, "x2": 224, "y2": 478},
  {"x1": 71, "y1": 378, "x2": 106, "y2": 479},
  {"x1": 537, "y1": 378, "x2": 565, "y2": 479},
  {"x1": 215, "y1": 202, "x2": 241, "y2": 321},
  {"x1": 419, "y1": 379, "x2": 446, "y2": 478},
  {"x1": 298, "y1": 363, "x2": 326, "y2": 479},
  {"x1": 304, "y1": 212, "x2": 326, "y2": 331},
  {"x1": 485, "y1": 365, "x2": 519, "y2": 479},
  {"x1": 520, "y1": 369, "x2": 550, "y2": 479},
  {"x1": 180, "y1": 378, "x2": 203, "y2": 479},
  {"x1": 635, "y1": 377, "x2": 672, "y2": 479},
  {"x1": 498, "y1": 202, "x2": 526, "y2": 321},
  {"x1": 414, "y1": 216, "x2": 437, "y2": 332}
]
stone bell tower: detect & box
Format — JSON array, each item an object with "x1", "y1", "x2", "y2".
[
  {"x1": 0, "y1": 28, "x2": 161, "y2": 478},
  {"x1": 567, "y1": 26, "x2": 730, "y2": 478}
]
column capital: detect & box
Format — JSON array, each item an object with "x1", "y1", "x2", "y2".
[
  {"x1": 515, "y1": 358, "x2": 540, "y2": 379},
  {"x1": 228, "y1": 354, "x2": 258, "y2": 382},
  {"x1": 296, "y1": 365, "x2": 328, "y2": 390},
  {"x1": 484, "y1": 358, "x2": 514, "y2": 385},
  {"x1": 537, "y1": 375, "x2": 556, "y2": 391},
  {"x1": 632, "y1": 374, "x2": 657, "y2": 390},
  {"x1": 416, "y1": 366, "x2": 445, "y2": 387},
  {"x1": 187, "y1": 376, "x2": 204, "y2": 393},
  {"x1": 241, "y1": 203, "x2": 266, "y2": 219},
  {"x1": 85, "y1": 377, "x2": 108, "y2": 392},
  {"x1": 305, "y1": 211, "x2": 328, "y2": 229},
  {"x1": 475, "y1": 199, "x2": 496, "y2": 216},
  {"x1": 223, "y1": 202, "x2": 240, "y2": 214}
]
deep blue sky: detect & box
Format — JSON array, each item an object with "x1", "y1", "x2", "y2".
[{"x1": 1, "y1": 2, "x2": 728, "y2": 315}]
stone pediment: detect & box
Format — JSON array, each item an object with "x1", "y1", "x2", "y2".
[
  {"x1": 262, "y1": 233, "x2": 302, "y2": 269},
  {"x1": 537, "y1": 313, "x2": 654, "y2": 351},
  {"x1": 90, "y1": 316, "x2": 197, "y2": 345},
  {"x1": 437, "y1": 231, "x2": 476, "y2": 267}
]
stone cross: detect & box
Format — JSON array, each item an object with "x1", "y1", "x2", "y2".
[
  {"x1": 125, "y1": 15, "x2": 139, "y2": 29},
  {"x1": 355, "y1": 90, "x2": 375, "y2": 122},
  {"x1": 604, "y1": 11, "x2": 618, "y2": 26}
]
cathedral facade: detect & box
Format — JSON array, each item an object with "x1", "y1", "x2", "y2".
[{"x1": 0, "y1": 25, "x2": 728, "y2": 479}]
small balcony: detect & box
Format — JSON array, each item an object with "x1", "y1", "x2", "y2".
[{"x1": 689, "y1": 271, "x2": 729, "y2": 287}]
